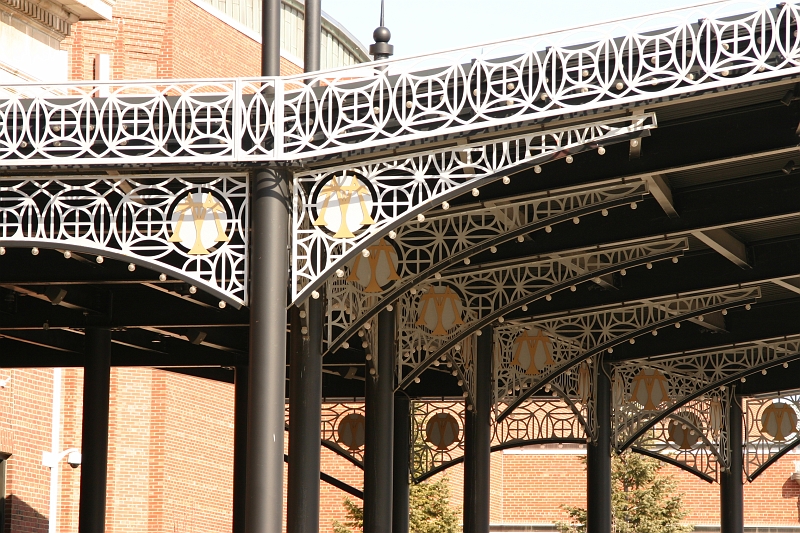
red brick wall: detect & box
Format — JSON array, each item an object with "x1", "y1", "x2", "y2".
[
  {"x1": 6, "y1": 369, "x2": 800, "y2": 531},
  {"x1": 4, "y1": 369, "x2": 54, "y2": 533},
  {"x1": 62, "y1": 0, "x2": 303, "y2": 81},
  {"x1": 499, "y1": 453, "x2": 587, "y2": 524},
  {"x1": 490, "y1": 451, "x2": 800, "y2": 528}
]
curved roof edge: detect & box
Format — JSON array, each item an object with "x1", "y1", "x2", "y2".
[{"x1": 285, "y1": 0, "x2": 370, "y2": 63}]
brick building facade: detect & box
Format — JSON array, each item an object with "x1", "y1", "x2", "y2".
[{"x1": 3, "y1": 367, "x2": 800, "y2": 532}]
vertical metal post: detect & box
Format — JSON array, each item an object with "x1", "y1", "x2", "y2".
[
  {"x1": 465, "y1": 327, "x2": 492, "y2": 533},
  {"x1": 720, "y1": 394, "x2": 744, "y2": 533},
  {"x1": 78, "y1": 327, "x2": 111, "y2": 533},
  {"x1": 392, "y1": 393, "x2": 411, "y2": 533},
  {"x1": 287, "y1": 296, "x2": 323, "y2": 533},
  {"x1": 303, "y1": 0, "x2": 321, "y2": 72},
  {"x1": 261, "y1": 0, "x2": 281, "y2": 76},
  {"x1": 245, "y1": 169, "x2": 289, "y2": 533},
  {"x1": 232, "y1": 364, "x2": 248, "y2": 533},
  {"x1": 463, "y1": 403, "x2": 476, "y2": 533},
  {"x1": 587, "y1": 361, "x2": 612, "y2": 533},
  {"x1": 364, "y1": 308, "x2": 395, "y2": 533}
]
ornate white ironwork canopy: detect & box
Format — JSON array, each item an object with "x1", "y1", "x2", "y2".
[{"x1": 0, "y1": 2, "x2": 798, "y2": 167}]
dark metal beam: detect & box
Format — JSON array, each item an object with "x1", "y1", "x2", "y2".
[
  {"x1": 0, "y1": 330, "x2": 246, "y2": 367},
  {"x1": 303, "y1": 0, "x2": 320, "y2": 73},
  {"x1": 484, "y1": 170, "x2": 800, "y2": 273},
  {"x1": 510, "y1": 237, "x2": 800, "y2": 324},
  {"x1": 393, "y1": 393, "x2": 411, "y2": 533},
  {"x1": 78, "y1": 328, "x2": 111, "y2": 533},
  {"x1": 261, "y1": 0, "x2": 280, "y2": 76},
  {"x1": 0, "y1": 287, "x2": 247, "y2": 330},
  {"x1": 287, "y1": 297, "x2": 323, "y2": 533},
  {"x1": 475, "y1": 101, "x2": 799, "y2": 211},
  {"x1": 283, "y1": 454, "x2": 364, "y2": 500},
  {"x1": 363, "y1": 308, "x2": 395, "y2": 533},
  {"x1": 464, "y1": 326, "x2": 492, "y2": 533},
  {"x1": 245, "y1": 168, "x2": 289, "y2": 533},
  {"x1": 720, "y1": 394, "x2": 744, "y2": 533},
  {"x1": 586, "y1": 360, "x2": 612, "y2": 533},
  {"x1": 609, "y1": 297, "x2": 800, "y2": 363}
]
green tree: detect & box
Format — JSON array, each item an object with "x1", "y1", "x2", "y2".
[
  {"x1": 556, "y1": 451, "x2": 693, "y2": 533},
  {"x1": 333, "y1": 477, "x2": 460, "y2": 533}
]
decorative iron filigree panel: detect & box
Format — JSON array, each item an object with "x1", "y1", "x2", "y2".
[
  {"x1": 411, "y1": 398, "x2": 587, "y2": 480},
  {"x1": 632, "y1": 389, "x2": 730, "y2": 482},
  {"x1": 396, "y1": 238, "x2": 687, "y2": 395},
  {"x1": 613, "y1": 335, "x2": 800, "y2": 450},
  {"x1": 0, "y1": 80, "x2": 264, "y2": 164},
  {"x1": 2, "y1": 3, "x2": 798, "y2": 164},
  {"x1": 496, "y1": 287, "x2": 760, "y2": 421},
  {"x1": 411, "y1": 400, "x2": 466, "y2": 479},
  {"x1": 277, "y1": 2, "x2": 800, "y2": 159},
  {"x1": 744, "y1": 393, "x2": 800, "y2": 481},
  {"x1": 320, "y1": 403, "x2": 367, "y2": 464},
  {"x1": 323, "y1": 181, "x2": 649, "y2": 355},
  {"x1": 0, "y1": 174, "x2": 248, "y2": 306},
  {"x1": 291, "y1": 115, "x2": 655, "y2": 303}
]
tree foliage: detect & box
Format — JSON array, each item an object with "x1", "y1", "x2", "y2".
[
  {"x1": 556, "y1": 452, "x2": 693, "y2": 533},
  {"x1": 332, "y1": 477, "x2": 460, "y2": 533}
]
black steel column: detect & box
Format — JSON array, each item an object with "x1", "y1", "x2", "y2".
[
  {"x1": 303, "y1": 0, "x2": 320, "y2": 72},
  {"x1": 364, "y1": 308, "x2": 395, "y2": 533},
  {"x1": 287, "y1": 295, "x2": 323, "y2": 533},
  {"x1": 720, "y1": 394, "x2": 744, "y2": 533},
  {"x1": 463, "y1": 404, "x2": 476, "y2": 533},
  {"x1": 260, "y1": 0, "x2": 280, "y2": 76},
  {"x1": 587, "y1": 361, "x2": 612, "y2": 533},
  {"x1": 78, "y1": 327, "x2": 111, "y2": 533},
  {"x1": 232, "y1": 364, "x2": 248, "y2": 533},
  {"x1": 245, "y1": 168, "x2": 289, "y2": 533},
  {"x1": 392, "y1": 393, "x2": 410, "y2": 533},
  {"x1": 464, "y1": 326, "x2": 492, "y2": 533}
]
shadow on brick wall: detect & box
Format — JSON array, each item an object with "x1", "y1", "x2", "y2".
[
  {"x1": 4, "y1": 494, "x2": 49, "y2": 533},
  {"x1": 781, "y1": 477, "x2": 800, "y2": 522}
]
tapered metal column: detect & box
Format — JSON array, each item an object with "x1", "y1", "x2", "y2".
[
  {"x1": 720, "y1": 394, "x2": 744, "y2": 533},
  {"x1": 393, "y1": 393, "x2": 411, "y2": 533},
  {"x1": 260, "y1": 0, "x2": 280, "y2": 76},
  {"x1": 464, "y1": 326, "x2": 492, "y2": 533},
  {"x1": 287, "y1": 295, "x2": 323, "y2": 533},
  {"x1": 303, "y1": 0, "x2": 320, "y2": 72},
  {"x1": 364, "y1": 308, "x2": 395, "y2": 533},
  {"x1": 245, "y1": 169, "x2": 289, "y2": 533},
  {"x1": 78, "y1": 327, "x2": 111, "y2": 533},
  {"x1": 232, "y1": 365, "x2": 248, "y2": 533},
  {"x1": 587, "y1": 361, "x2": 612, "y2": 533}
]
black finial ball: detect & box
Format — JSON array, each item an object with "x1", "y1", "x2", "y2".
[{"x1": 373, "y1": 26, "x2": 391, "y2": 43}]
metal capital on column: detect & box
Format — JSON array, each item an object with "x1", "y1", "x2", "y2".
[
  {"x1": 78, "y1": 327, "x2": 111, "y2": 533},
  {"x1": 287, "y1": 295, "x2": 323, "y2": 533},
  {"x1": 393, "y1": 392, "x2": 411, "y2": 533},
  {"x1": 587, "y1": 360, "x2": 612, "y2": 533},
  {"x1": 245, "y1": 168, "x2": 289, "y2": 533},
  {"x1": 721, "y1": 393, "x2": 744, "y2": 533},
  {"x1": 464, "y1": 326, "x2": 492, "y2": 533},
  {"x1": 232, "y1": 364, "x2": 248, "y2": 533},
  {"x1": 364, "y1": 308, "x2": 395, "y2": 533}
]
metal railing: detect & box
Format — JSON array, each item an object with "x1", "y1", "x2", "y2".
[{"x1": 0, "y1": 1, "x2": 797, "y2": 166}]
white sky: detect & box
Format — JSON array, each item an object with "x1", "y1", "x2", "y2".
[{"x1": 321, "y1": 0, "x2": 742, "y2": 58}]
